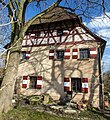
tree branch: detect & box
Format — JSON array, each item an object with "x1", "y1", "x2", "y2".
[{"x1": 23, "y1": 0, "x2": 62, "y2": 35}]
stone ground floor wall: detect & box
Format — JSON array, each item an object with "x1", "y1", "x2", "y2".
[{"x1": 16, "y1": 74, "x2": 100, "y2": 108}]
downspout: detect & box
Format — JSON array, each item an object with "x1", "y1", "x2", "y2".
[{"x1": 98, "y1": 46, "x2": 104, "y2": 111}]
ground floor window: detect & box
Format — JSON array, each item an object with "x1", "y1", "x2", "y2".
[
  {"x1": 29, "y1": 76, "x2": 37, "y2": 89},
  {"x1": 21, "y1": 51, "x2": 26, "y2": 59},
  {"x1": 71, "y1": 78, "x2": 82, "y2": 93}
]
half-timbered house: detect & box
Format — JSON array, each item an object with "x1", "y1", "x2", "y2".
[{"x1": 16, "y1": 6, "x2": 106, "y2": 108}]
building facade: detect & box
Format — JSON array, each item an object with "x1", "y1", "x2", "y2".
[{"x1": 16, "y1": 6, "x2": 106, "y2": 108}]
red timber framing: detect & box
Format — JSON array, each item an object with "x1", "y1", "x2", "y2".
[
  {"x1": 21, "y1": 19, "x2": 104, "y2": 48},
  {"x1": 22, "y1": 20, "x2": 79, "y2": 47}
]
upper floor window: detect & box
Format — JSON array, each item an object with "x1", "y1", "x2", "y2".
[
  {"x1": 79, "y1": 48, "x2": 89, "y2": 59},
  {"x1": 36, "y1": 31, "x2": 41, "y2": 37},
  {"x1": 21, "y1": 51, "x2": 26, "y2": 60},
  {"x1": 56, "y1": 50, "x2": 64, "y2": 60},
  {"x1": 21, "y1": 51, "x2": 30, "y2": 60},
  {"x1": 57, "y1": 29, "x2": 63, "y2": 36}
]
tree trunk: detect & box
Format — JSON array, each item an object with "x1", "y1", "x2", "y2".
[
  {"x1": 0, "y1": 50, "x2": 20, "y2": 113},
  {"x1": 0, "y1": 1, "x2": 62, "y2": 115}
]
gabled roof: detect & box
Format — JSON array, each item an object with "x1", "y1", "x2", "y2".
[
  {"x1": 31, "y1": 6, "x2": 80, "y2": 25},
  {"x1": 4, "y1": 5, "x2": 106, "y2": 54}
]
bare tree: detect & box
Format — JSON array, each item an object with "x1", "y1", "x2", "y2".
[
  {"x1": 0, "y1": 0, "x2": 62, "y2": 113},
  {"x1": 0, "y1": 0, "x2": 109, "y2": 114}
]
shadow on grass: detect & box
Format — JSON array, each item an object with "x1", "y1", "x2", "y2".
[{"x1": 90, "y1": 108, "x2": 110, "y2": 120}]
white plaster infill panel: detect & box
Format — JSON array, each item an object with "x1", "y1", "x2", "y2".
[
  {"x1": 42, "y1": 38, "x2": 48, "y2": 44},
  {"x1": 37, "y1": 38, "x2": 42, "y2": 45},
  {"x1": 30, "y1": 34, "x2": 35, "y2": 37},
  {"x1": 61, "y1": 36, "x2": 66, "y2": 42},
  {"x1": 22, "y1": 40, "x2": 26, "y2": 46},
  {"x1": 66, "y1": 35, "x2": 72, "y2": 42},
  {"x1": 31, "y1": 39, "x2": 37, "y2": 45},
  {"x1": 74, "y1": 35, "x2": 81, "y2": 41},
  {"x1": 27, "y1": 40, "x2": 32, "y2": 45},
  {"x1": 49, "y1": 38, "x2": 55, "y2": 44},
  {"x1": 52, "y1": 31, "x2": 57, "y2": 36}
]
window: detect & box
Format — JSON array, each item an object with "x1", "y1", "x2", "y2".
[
  {"x1": 21, "y1": 51, "x2": 26, "y2": 59},
  {"x1": 36, "y1": 31, "x2": 41, "y2": 37},
  {"x1": 55, "y1": 50, "x2": 64, "y2": 60},
  {"x1": 79, "y1": 48, "x2": 89, "y2": 59},
  {"x1": 71, "y1": 78, "x2": 82, "y2": 93},
  {"x1": 57, "y1": 29, "x2": 63, "y2": 36},
  {"x1": 21, "y1": 51, "x2": 30, "y2": 60},
  {"x1": 30, "y1": 76, "x2": 37, "y2": 89}
]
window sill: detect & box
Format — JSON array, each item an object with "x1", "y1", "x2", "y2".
[
  {"x1": 54, "y1": 59, "x2": 64, "y2": 61},
  {"x1": 72, "y1": 92, "x2": 88, "y2": 94},
  {"x1": 29, "y1": 88, "x2": 37, "y2": 89},
  {"x1": 77, "y1": 58, "x2": 89, "y2": 61}
]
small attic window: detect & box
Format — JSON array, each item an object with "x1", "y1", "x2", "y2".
[
  {"x1": 21, "y1": 51, "x2": 26, "y2": 60},
  {"x1": 36, "y1": 31, "x2": 41, "y2": 37},
  {"x1": 55, "y1": 50, "x2": 64, "y2": 60},
  {"x1": 57, "y1": 29, "x2": 63, "y2": 36}
]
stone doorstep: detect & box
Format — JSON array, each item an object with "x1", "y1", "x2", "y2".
[
  {"x1": 66, "y1": 102, "x2": 77, "y2": 108},
  {"x1": 64, "y1": 109, "x2": 77, "y2": 114},
  {"x1": 50, "y1": 105, "x2": 64, "y2": 110},
  {"x1": 49, "y1": 105, "x2": 77, "y2": 114}
]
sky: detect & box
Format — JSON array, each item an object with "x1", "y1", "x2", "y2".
[{"x1": 84, "y1": 13, "x2": 110, "y2": 72}]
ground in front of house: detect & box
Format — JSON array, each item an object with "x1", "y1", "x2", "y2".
[{"x1": 1, "y1": 106, "x2": 110, "y2": 120}]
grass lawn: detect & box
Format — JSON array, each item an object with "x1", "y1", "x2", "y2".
[
  {"x1": 2, "y1": 107, "x2": 73, "y2": 120},
  {"x1": 1, "y1": 107, "x2": 110, "y2": 120}
]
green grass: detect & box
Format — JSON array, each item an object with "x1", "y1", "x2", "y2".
[
  {"x1": 79, "y1": 110, "x2": 106, "y2": 120},
  {"x1": 1, "y1": 107, "x2": 109, "y2": 120},
  {"x1": 2, "y1": 107, "x2": 73, "y2": 120}
]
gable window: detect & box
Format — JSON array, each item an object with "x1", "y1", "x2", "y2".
[
  {"x1": 30, "y1": 76, "x2": 37, "y2": 89},
  {"x1": 57, "y1": 29, "x2": 63, "y2": 36},
  {"x1": 36, "y1": 31, "x2": 41, "y2": 37},
  {"x1": 71, "y1": 78, "x2": 82, "y2": 93},
  {"x1": 21, "y1": 51, "x2": 26, "y2": 59},
  {"x1": 55, "y1": 50, "x2": 64, "y2": 60},
  {"x1": 79, "y1": 48, "x2": 89, "y2": 59}
]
